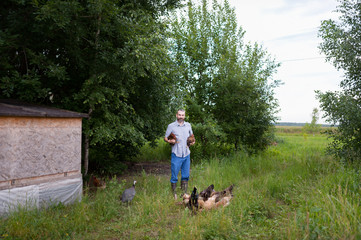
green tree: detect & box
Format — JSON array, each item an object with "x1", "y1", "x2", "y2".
[
  {"x1": 317, "y1": 0, "x2": 361, "y2": 162},
  {"x1": 0, "y1": 0, "x2": 181, "y2": 174},
  {"x1": 169, "y1": 0, "x2": 280, "y2": 152},
  {"x1": 303, "y1": 108, "x2": 321, "y2": 134}
]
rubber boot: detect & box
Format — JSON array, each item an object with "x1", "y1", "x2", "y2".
[
  {"x1": 171, "y1": 182, "x2": 177, "y2": 200},
  {"x1": 181, "y1": 180, "x2": 188, "y2": 196}
]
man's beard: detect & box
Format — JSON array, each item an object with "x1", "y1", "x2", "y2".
[{"x1": 177, "y1": 117, "x2": 184, "y2": 123}]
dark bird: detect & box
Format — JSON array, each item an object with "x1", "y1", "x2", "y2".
[
  {"x1": 199, "y1": 184, "x2": 214, "y2": 201},
  {"x1": 121, "y1": 180, "x2": 136, "y2": 203},
  {"x1": 188, "y1": 187, "x2": 198, "y2": 211}
]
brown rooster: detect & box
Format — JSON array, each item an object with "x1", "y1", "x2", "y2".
[
  {"x1": 187, "y1": 134, "x2": 195, "y2": 147},
  {"x1": 167, "y1": 132, "x2": 178, "y2": 145},
  {"x1": 89, "y1": 175, "x2": 106, "y2": 189}
]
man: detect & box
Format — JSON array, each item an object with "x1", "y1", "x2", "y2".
[{"x1": 164, "y1": 109, "x2": 195, "y2": 200}]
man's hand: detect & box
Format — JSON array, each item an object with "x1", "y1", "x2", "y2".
[
  {"x1": 165, "y1": 137, "x2": 177, "y2": 145},
  {"x1": 168, "y1": 139, "x2": 176, "y2": 144}
]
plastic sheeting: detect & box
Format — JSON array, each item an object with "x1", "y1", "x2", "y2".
[{"x1": 0, "y1": 177, "x2": 82, "y2": 216}]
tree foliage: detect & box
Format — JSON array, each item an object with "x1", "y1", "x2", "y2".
[
  {"x1": 1, "y1": 0, "x2": 281, "y2": 170},
  {"x1": 303, "y1": 108, "x2": 321, "y2": 134},
  {"x1": 169, "y1": 0, "x2": 280, "y2": 152},
  {"x1": 317, "y1": 0, "x2": 361, "y2": 162},
  {"x1": 0, "y1": 0, "x2": 180, "y2": 173}
]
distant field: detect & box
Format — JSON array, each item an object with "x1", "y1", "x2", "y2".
[{"x1": 275, "y1": 125, "x2": 335, "y2": 134}]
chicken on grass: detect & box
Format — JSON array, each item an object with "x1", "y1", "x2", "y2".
[{"x1": 183, "y1": 184, "x2": 234, "y2": 211}]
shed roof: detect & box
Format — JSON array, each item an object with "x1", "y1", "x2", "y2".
[{"x1": 0, "y1": 99, "x2": 88, "y2": 118}]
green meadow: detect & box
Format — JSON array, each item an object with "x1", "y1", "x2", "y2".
[{"x1": 1, "y1": 129, "x2": 361, "y2": 239}]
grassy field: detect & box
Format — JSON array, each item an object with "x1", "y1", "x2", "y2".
[{"x1": 1, "y1": 130, "x2": 361, "y2": 239}]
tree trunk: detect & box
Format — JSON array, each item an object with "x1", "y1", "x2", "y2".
[
  {"x1": 83, "y1": 12, "x2": 101, "y2": 176},
  {"x1": 83, "y1": 134, "x2": 90, "y2": 176},
  {"x1": 83, "y1": 108, "x2": 93, "y2": 176}
]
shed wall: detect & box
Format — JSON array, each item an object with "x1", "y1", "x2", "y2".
[{"x1": 0, "y1": 117, "x2": 82, "y2": 183}]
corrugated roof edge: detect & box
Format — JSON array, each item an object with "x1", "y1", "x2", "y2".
[{"x1": 0, "y1": 99, "x2": 89, "y2": 118}]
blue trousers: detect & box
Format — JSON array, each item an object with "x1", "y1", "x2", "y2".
[{"x1": 170, "y1": 153, "x2": 190, "y2": 183}]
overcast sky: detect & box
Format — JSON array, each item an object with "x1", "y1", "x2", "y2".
[{"x1": 227, "y1": 0, "x2": 343, "y2": 124}]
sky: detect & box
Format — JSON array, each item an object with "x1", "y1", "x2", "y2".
[{"x1": 227, "y1": 0, "x2": 343, "y2": 124}]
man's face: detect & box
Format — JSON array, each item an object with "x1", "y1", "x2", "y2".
[{"x1": 176, "y1": 110, "x2": 185, "y2": 122}]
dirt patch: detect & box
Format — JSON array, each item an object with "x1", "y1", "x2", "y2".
[{"x1": 122, "y1": 161, "x2": 171, "y2": 176}]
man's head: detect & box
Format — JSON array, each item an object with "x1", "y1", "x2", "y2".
[{"x1": 176, "y1": 109, "x2": 185, "y2": 123}]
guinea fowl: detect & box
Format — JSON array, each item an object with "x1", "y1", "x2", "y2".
[{"x1": 121, "y1": 180, "x2": 136, "y2": 203}]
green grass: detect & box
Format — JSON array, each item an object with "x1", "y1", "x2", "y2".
[
  {"x1": 129, "y1": 137, "x2": 171, "y2": 162},
  {"x1": 275, "y1": 125, "x2": 336, "y2": 135},
  {"x1": 1, "y1": 132, "x2": 361, "y2": 239}
]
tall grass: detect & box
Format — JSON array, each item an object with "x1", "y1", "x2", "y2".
[
  {"x1": 1, "y1": 132, "x2": 361, "y2": 239},
  {"x1": 129, "y1": 138, "x2": 171, "y2": 162}
]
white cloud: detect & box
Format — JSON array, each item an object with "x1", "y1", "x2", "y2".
[{"x1": 227, "y1": 0, "x2": 342, "y2": 124}]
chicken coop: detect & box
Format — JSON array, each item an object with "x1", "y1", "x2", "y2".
[{"x1": 0, "y1": 99, "x2": 88, "y2": 216}]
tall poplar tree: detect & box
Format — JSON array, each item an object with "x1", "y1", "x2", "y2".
[{"x1": 169, "y1": 0, "x2": 280, "y2": 152}]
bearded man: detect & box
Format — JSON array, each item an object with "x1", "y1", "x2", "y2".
[{"x1": 164, "y1": 109, "x2": 195, "y2": 200}]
